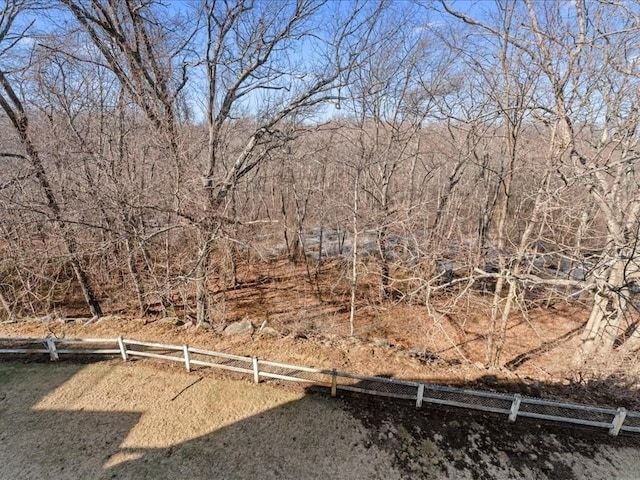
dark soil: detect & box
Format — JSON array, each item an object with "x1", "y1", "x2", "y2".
[{"x1": 338, "y1": 391, "x2": 640, "y2": 480}]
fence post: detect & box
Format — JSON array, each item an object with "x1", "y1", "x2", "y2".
[
  {"x1": 253, "y1": 357, "x2": 260, "y2": 384},
  {"x1": 509, "y1": 394, "x2": 521, "y2": 422},
  {"x1": 183, "y1": 345, "x2": 191, "y2": 372},
  {"x1": 45, "y1": 338, "x2": 59, "y2": 361},
  {"x1": 117, "y1": 336, "x2": 128, "y2": 361},
  {"x1": 331, "y1": 369, "x2": 337, "y2": 397},
  {"x1": 416, "y1": 384, "x2": 424, "y2": 408},
  {"x1": 610, "y1": 407, "x2": 627, "y2": 436}
]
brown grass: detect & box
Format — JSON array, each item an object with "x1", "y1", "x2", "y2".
[
  {"x1": 2, "y1": 360, "x2": 640, "y2": 480},
  {"x1": 0, "y1": 361, "x2": 401, "y2": 479}
]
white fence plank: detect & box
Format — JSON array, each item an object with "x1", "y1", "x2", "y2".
[
  {"x1": 522, "y1": 397, "x2": 618, "y2": 414},
  {"x1": 416, "y1": 383, "x2": 425, "y2": 408},
  {"x1": 118, "y1": 337, "x2": 128, "y2": 361},
  {"x1": 258, "y1": 372, "x2": 325, "y2": 384},
  {"x1": 188, "y1": 347, "x2": 253, "y2": 363},
  {"x1": 517, "y1": 411, "x2": 612, "y2": 428},
  {"x1": 421, "y1": 395, "x2": 512, "y2": 415},
  {"x1": 509, "y1": 394, "x2": 522, "y2": 422},
  {"x1": 125, "y1": 350, "x2": 184, "y2": 362},
  {"x1": 0, "y1": 348, "x2": 50, "y2": 354},
  {"x1": 183, "y1": 345, "x2": 191, "y2": 372},
  {"x1": 0, "y1": 336, "x2": 638, "y2": 438},
  {"x1": 123, "y1": 339, "x2": 182, "y2": 350},
  {"x1": 45, "y1": 338, "x2": 58, "y2": 361},
  {"x1": 188, "y1": 358, "x2": 253, "y2": 374},
  {"x1": 338, "y1": 385, "x2": 417, "y2": 401},
  {"x1": 610, "y1": 408, "x2": 627, "y2": 437},
  {"x1": 56, "y1": 349, "x2": 121, "y2": 355},
  {"x1": 338, "y1": 370, "x2": 420, "y2": 387},
  {"x1": 55, "y1": 338, "x2": 119, "y2": 343},
  {"x1": 258, "y1": 359, "x2": 332, "y2": 375},
  {"x1": 252, "y1": 357, "x2": 260, "y2": 384}
]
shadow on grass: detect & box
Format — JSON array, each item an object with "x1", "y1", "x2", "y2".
[
  {"x1": 0, "y1": 360, "x2": 394, "y2": 480},
  {"x1": 0, "y1": 361, "x2": 142, "y2": 479}
]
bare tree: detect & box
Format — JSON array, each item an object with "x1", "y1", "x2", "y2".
[
  {"x1": 0, "y1": 0, "x2": 103, "y2": 319},
  {"x1": 441, "y1": 0, "x2": 640, "y2": 363},
  {"x1": 193, "y1": 0, "x2": 389, "y2": 325},
  {"x1": 342, "y1": 7, "x2": 461, "y2": 303}
]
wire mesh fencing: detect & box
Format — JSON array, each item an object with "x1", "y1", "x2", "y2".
[
  {"x1": 421, "y1": 384, "x2": 514, "y2": 415},
  {"x1": 0, "y1": 336, "x2": 638, "y2": 437},
  {"x1": 335, "y1": 372, "x2": 420, "y2": 401},
  {"x1": 622, "y1": 411, "x2": 640, "y2": 434}
]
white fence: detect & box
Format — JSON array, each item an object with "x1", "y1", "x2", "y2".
[{"x1": 1, "y1": 336, "x2": 639, "y2": 437}]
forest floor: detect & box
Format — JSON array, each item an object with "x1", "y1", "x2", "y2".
[
  {"x1": 2, "y1": 258, "x2": 640, "y2": 478},
  {"x1": 1, "y1": 258, "x2": 638, "y2": 409}
]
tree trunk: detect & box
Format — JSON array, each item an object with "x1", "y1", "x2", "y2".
[
  {"x1": 0, "y1": 77, "x2": 103, "y2": 319},
  {"x1": 196, "y1": 241, "x2": 212, "y2": 326},
  {"x1": 69, "y1": 254, "x2": 102, "y2": 318},
  {"x1": 0, "y1": 290, "x2": 13, "y2": 321},
  {"x1": 378, "y1": 226, "x2": 390, "y2": 299},
  {"x1": 578, "y1": 259, "x2": 628, "y2": 358},
  {"x1": 125, "y1": 238, "x2": 147, "y2": 317},
  {"x1": 349, "y1": 170, "x2": 360, "y2": 337},
  {"x1": 486, "y1": 274, "x2": 505, "y2": 366}
]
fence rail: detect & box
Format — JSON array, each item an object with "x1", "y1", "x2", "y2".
[{"x1": 0, "y1": 336, "x2": 638, "y2": 437}]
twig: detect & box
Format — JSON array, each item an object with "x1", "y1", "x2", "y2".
[{"x1": 171, "y1": 377, "x2": 203, "y2": 401}]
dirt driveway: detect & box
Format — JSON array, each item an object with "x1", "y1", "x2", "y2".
[{"x1": 1, "y1": 360, "x2": 639, "y2": 479}]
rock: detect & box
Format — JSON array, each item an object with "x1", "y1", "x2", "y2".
[
  {"x1": 158, "y1": 316, "x2": 179, "y2": 325},
  {"x1": 224, "y1": 319, "x2": 254, "y2": 335},
  {"x1": 373, "y1": 338, "x2": 390, "y2": 347},
  {"x1": 259, "y1": 326, "x2": 279, "y2": 337}
]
